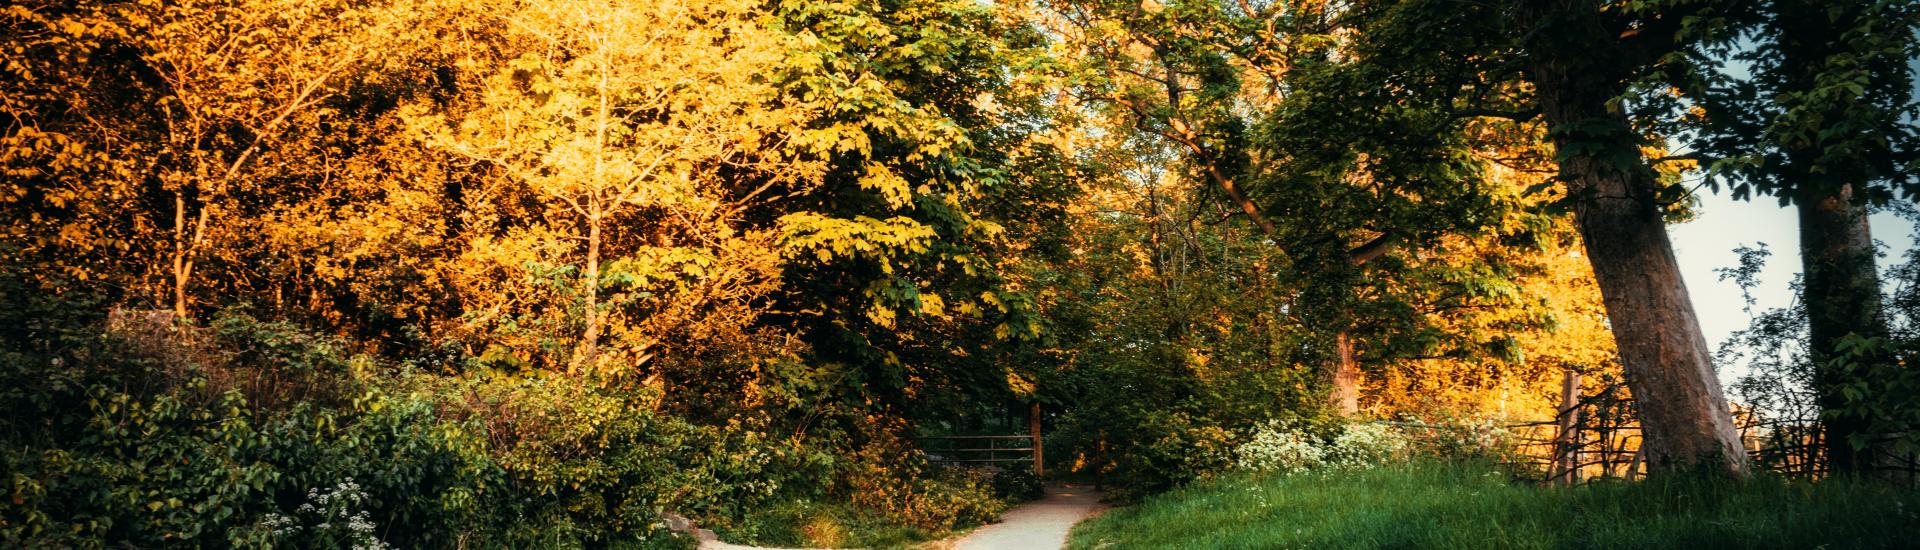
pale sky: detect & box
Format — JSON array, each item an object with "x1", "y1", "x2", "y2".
[{"x1": 1668, "y1": 191, "x2": 1918, "y2": 382}]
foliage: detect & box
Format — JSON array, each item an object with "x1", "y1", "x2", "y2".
[
  {"x1": 1688, "y1": 0, "x2": 1920, "y2": 206},
  {"x1": 1234, "y1": 420, "x2": 1332, "y2": 475},
  {"x1": 1233, "y1": 418, "x2": 1519, "y2": 476},
  {"x1": 243, "y1": 480, "x2": 393, "y2": 550},
  {"x1": 0, "y1": 309, "x2": 1012, "y2": 548},
  {"x1": 989, "y1": 467, "x2": 1046, "y2": 502}
]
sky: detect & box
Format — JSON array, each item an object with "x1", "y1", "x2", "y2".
[{"x1": 1667, "y1": 191, "x2": 1917, "y2": 381}]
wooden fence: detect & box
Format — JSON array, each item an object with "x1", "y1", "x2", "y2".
[
  {"x1": 920, "y1": 403, "x2": 1047, "y2": 475},
  {"x1": 918, "y1": 434, "x2": 1043, "y2": 474},
  {"x1": 1501, "y1": 372, "x2": 1916, "y2": 484}
]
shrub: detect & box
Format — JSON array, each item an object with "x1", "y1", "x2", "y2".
[
  {"x1": 837, "y1": 423, "x2": 1006, "y2": 533},
  {"x1": 240, "y1": 479, "x2": 392, "y2": 549},
  {"x1": 1086, "y1": 410, "x2": 1241, "y2": 501},
  {"x1": 1326, "y1": 422, "x2": 1409, "y2": 468},
  {"x1": 0, "y1": 309, "x2": 1002, "y2": 549},
  {"x1": 1234, "y1": 420, "x2": 1411, "y2": 475},
  {"x1": 1235, "y1": 421, "x2": 1329, "y2": 474},
  {"x1": 1395, "y1": 416, "x2": 1526, "y2": 466},
  {"x1": 989, "y1": 467, "x2": 1045, "y2": 502},
  {"x1": 0, "y1": 318, "x2": 697, "y2": 549}
]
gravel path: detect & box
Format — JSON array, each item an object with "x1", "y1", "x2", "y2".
[{"x1": 950, "y1": 483, "x2": 1107, "y2": 550}]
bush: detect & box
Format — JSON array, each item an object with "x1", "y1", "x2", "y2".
[
  {"x1": 1395, "y1": 416, "x2": 1527, "y2": 467},
  {"x1": 1235, "y1": 421, "x2": 1329, "y2": 474},
  {"x1": 1077, "y1": 410, "x2": 1241, "y2": 501},
  {"x1": 989, "y1": 467, "x2": 1045, "y2": 502},
  {"x1": 1, "y1": 310, "x2": 1002, "y2": 549},
  {"x1": 0, "y1": 316, "x2": 699, "y2": 548},
  {"x1": 1235, "y1": 420, "x2": 1411, "y2": 475},
  {"x1": 1326, "y1": 422, "x2": 1409, "y2": 467},
  {"x1": 0, "y1": 382, "x2": 520, "y2": 548}
]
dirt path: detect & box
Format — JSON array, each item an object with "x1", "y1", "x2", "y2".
[
  {"x1": 695, "y1": 483, "x2": 1106, "y2": 550},
  {"x1": 948, "y1": 483, "x2": 1106, "y2": 550}
]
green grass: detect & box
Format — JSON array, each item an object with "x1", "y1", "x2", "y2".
[{"x1": 1068, "y1": 461, "x2": 1919, "y2": 549}]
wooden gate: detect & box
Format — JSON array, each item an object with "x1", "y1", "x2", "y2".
[{"x1": 920, "y1": 404, "x2": 1046, "y2": 475}]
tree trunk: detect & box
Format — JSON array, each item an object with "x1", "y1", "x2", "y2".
[
  {"x1": 172, "y1": 192, "x2": 190, "y2": 319},
  {"x1": 576, "y1": 217, "x2": 602, "y2": 376},
  {"x1": 1522, "y1": 7, "x2": 1748, "y2": 477},
  {"x1": 1323, "y1": 234, "x2": 1395, "y2": 416},
  {"x1": 1796, "y1": 183, "x2": 1890, "y2": 475},
  {"x1": 170, "y1": 191, "x2": 208, "y2": 320},
  {"x1": 1549, "y1": 124, "x2": 1748, "y2": 477},
  {"x1": 1326, "y1": 329, "x2": 1360, "y2": 415}
]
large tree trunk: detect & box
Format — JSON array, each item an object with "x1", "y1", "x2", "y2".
[
  {"x1": 1796, "y1": 183, "x2": 1890, "y2": 475},
  {"x1": 1323, "y1": 235, "x2": 1396, "y2": 416},
  {"x1": 1768, "y1": 0, "x2": 1898, "y2": 477},
  {"x1": 1522, "y1": 6, "x2": 1748, "y2": 477}
]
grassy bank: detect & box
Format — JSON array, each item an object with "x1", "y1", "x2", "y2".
[{"x1": 1068, "y1": 461, "x2": 1918, "y2": 549}]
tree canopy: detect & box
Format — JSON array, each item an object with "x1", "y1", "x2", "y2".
[{"x1": 2, "y1": 0, "x2": 1917, "y2": 545}]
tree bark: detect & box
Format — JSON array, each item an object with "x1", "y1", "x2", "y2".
[
  {"x1": 1521, "y1": 1, "x2": 1748, "y2": 477},
  {"x1": 1796, "y1": 183, "x2": 1890, "y2": 475},
  {"x1": 1326, "y1": 330, "x2": 1360, "y2": 415},
  {"x1": 170, "y1": 191, "x2": 209, "y2": 320},
  {"x1": 575, "y1": 216, "x2": 602, "y2": 376},
  {"x1": 172, "y1": 192, "x2": 190, "y2": 319},
  {"x1": 1323, "y1": 233, "x2": 1396, "y2": 416}
]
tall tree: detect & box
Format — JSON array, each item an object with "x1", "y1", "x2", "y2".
[
  {"x1": 1510, "y1": 0, "x2": 1749, "y2": 476},
  {"x1": 1689, "y1": 0, "x2": 1920, "y2": 474}
]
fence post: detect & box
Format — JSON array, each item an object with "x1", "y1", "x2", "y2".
[
  {"x1": 1556, "y1": 369, "x2": 1582, "y2": 485},
  {"x1": 1030, "y1": 403, "x2": 1044, "y2": 477}
]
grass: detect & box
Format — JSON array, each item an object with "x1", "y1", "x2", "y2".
[{"x1": 1068, "y1": 461, "x2": 1919, "y2": 549}]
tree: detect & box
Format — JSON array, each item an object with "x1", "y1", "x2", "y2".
[
  {"x1": 1, "y1": 0, "x2": 416, "y2": 320},
  {"x1": 1689, "y1": 0, "x2": 1920, "y2": 474},
  {"x1": 1510, "y1": 0, "x2": 1749, "y2": 476},
  {"x1": 116, "y1": 0, "x2": 410, "y2": 318},
  {"x1": 419, "y1": 0, "x2": 818, "y2": 375},
  {"x1": 1044, "y1": 0, "x2": 1558, "y2": 417}
]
